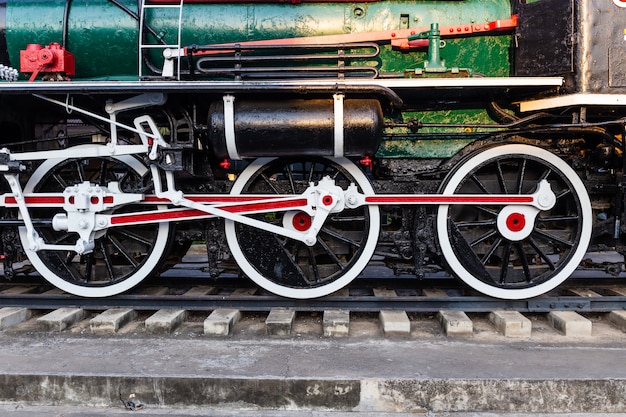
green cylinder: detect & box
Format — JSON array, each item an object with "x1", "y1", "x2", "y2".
[{"x1": 4, "y1": 0, "x2": 511, "y2": 79}]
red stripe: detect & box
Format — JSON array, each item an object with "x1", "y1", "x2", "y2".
[
  {"x1": 223, "y1": 198, "x2": 308, "y2": 213},
  {"x1": 365, "y1": 196, "x2": 535, "y2": 204},
  {"x1": 111, "y1": 209, "x2": 210, "y2": 225},
  {"x1": 2, "y1": 194, "x2": 533, "y2": 207},
  {"x1": 4, "y1": 196, "x2": 65, "y2": 205},
  {"x1": 110, "y1": 198, "x2": 309, "y2": 225},
  {"x1": 2, "y1": 194, "x2": 287, "y2": 206}
]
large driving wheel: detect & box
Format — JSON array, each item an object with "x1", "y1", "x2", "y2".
[
  {"x1": 437, "y1": 144, "x2": 592, "y2": 299},
  {"x1": 225, "y1": 157, "x2": 380, "y2": 299},
  {"x1": 19, "y1": 146, "x2": 172, "y2": 297}
]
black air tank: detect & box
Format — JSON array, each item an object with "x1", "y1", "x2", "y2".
[{"x1": 209, "y1": 97, "x2": 383, "y2": 160}]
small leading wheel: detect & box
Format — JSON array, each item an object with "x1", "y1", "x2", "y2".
[
  {"x1": 436, "y1": 144, "x2": 592, "y2": 299},
  {"x1": 19, "y1": 146, "x2": 172, "y2": 297},
  {"x1": 225, "y1": 157, "x2": 380, "y2": 299}
]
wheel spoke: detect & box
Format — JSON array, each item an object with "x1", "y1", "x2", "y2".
[
  {"x1": 516, "y1": 159, "x2": 527, "y2": 194},
  {"x1": 555, "y1": 188, "x2": 572, "y2": 200},
  {"x1": 527, "y1": 236, "x2": 556, "y2": 270},
  {"x1": 320, "y1": 226, "x2": 362, "y2": 249},
  {"x1": 496, "y1": 160, "x2": 508, "y2": 194},
  {"x1": 286, "y1": 240, "x2": 302, "y2": 263},
  {"x1": 62, "y1": 257, "x2": 84, "y2": 282},
  {"x1": 316, "y1": 235, "x2": 346, "y2": 271},
  {"x1": 98, "y1": 159, "x2": 107, "y2": 184},
  {"x1": 84, "y1": 252, "x2": 94, "y2": 282},
  {"x1": 279, "y1": 235, "x2": 309, "y2": 279},
  {"x1": 49, "y1": 231, "x2": 76, "y2": 245},
  {"x1": 307, "y1": 246, "x2": 321, "y2": 284},
  {"x1": 51, "y1": 173, "x2": 69, "y2": 189},
  {"x1": 476, "y1": 206, "x2": 499, "y2": 217},
  {"x1": 456, "y1": 218, "x2": 497, "y2": 228},
  {"x1": 537, "y1": 214, "x2": 579, "y2": 223},
  {"x1": 469, "y1": 174, "x2": 489, "y2": 194},
  {"x1": 259, "y1": 172, "x2": 281, "y2": 194},
  {"x1": 329, "y1": 215, "x2": 366, "y2": 222},
  {"x1": 107, "y1": 235, "x2": 140, "y2": 268},
  {"x1": 499, "y1": 241, "x2": 511, "y2": 284},
  {"x1": 469, "y1": 228, "x2": 498, "y2": 247},
  {"x1": 539, "y1": 168, "x2": 552, "y2": 182},
  {"x1": 285, "y1": 164, "x2": 296, "y2": 194},
  {"x1": 481, "y1": 237, "x2": 503, "y2": 265},
  {"x1": 75, "y1": 160, "x2": 86, "y2": 183},
  {"x1": 531, "y1": 228, "x2": 575, "y2": 248},
  {"x1": 112, "y1": 228, "x2": 156, "y2": 247},
  {"x1": 514, "y1": 242, "x2": 532, "y2": 282},
  {"x1": 99, "y1": 240, "x2": 116, "y2": 281}
]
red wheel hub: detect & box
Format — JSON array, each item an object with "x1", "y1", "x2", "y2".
[
  {"x1": 505, "y1": 212, "x2": 526, "y2": 232},
  {"x1": 291, "y1": 211, "x2": 312, "y2": 231}
]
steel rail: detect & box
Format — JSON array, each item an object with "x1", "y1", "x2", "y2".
[{"x1": 1, "y1": 284, "x2": 625, "y2": 313}]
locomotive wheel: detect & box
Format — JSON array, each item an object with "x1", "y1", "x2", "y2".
[
  {"x1": 19, "y1": 146, "x2": 171, "y2": 297},
  {"x1": 225, "y1": 157, "x2": 380, "y2": 299},
  {"x1": 436, "y1": 144, "x2": 592, "y2": 299}
]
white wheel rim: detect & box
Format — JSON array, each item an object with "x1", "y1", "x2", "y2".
[
  {"x1": 225, "y1": 157, "x2": 380, "y2": 299},
  {"x1": 436, "y1": 144, "x2": 592, "y2": 299},
  {"x1": 19, "y1": 145, "x2": 170, "y2": 297}
]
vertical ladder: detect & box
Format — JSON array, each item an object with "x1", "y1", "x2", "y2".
[{"x1": 138, "y1": 0, "x2": 184, "y2": 79}]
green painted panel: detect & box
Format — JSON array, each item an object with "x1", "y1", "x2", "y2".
[
  {"x1": 6, "y1": 0, "x2": 512, "y2": 79},
  {"x1": 377, "y1": 138, "x2": 474, "y2": 158},
  {"x1": 379, "y1": 109, "x2": 499, "y2": 158}
]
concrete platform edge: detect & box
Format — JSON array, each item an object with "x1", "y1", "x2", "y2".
[{"x1": 1, "y1": 374, "x2": 625, "y2": 414}]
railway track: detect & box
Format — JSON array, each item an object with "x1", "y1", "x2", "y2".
[
  {"x1": 2, "y1": 260, "x2": 626, "y2": 339},
  {"x1": 1, "y1": 285, "x2": 626, "y2": 312},
  {"x1": 0, "y1": 246, "x2": 625, "y2": 319},
  {"x1": 2, "y1": 277, "x2": 626, "y2": 339},
  {"x1": 1, "y1": 260, "x2": 626, "y2": 313}
]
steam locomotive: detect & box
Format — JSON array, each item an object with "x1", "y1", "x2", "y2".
[{"x1": 0, "y1": 0, "x2": 623, "y2": 300}]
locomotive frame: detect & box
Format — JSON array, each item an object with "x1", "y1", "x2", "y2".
[{"x1": 0, "y1": 0, "x2": 624, "y2": 301}]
